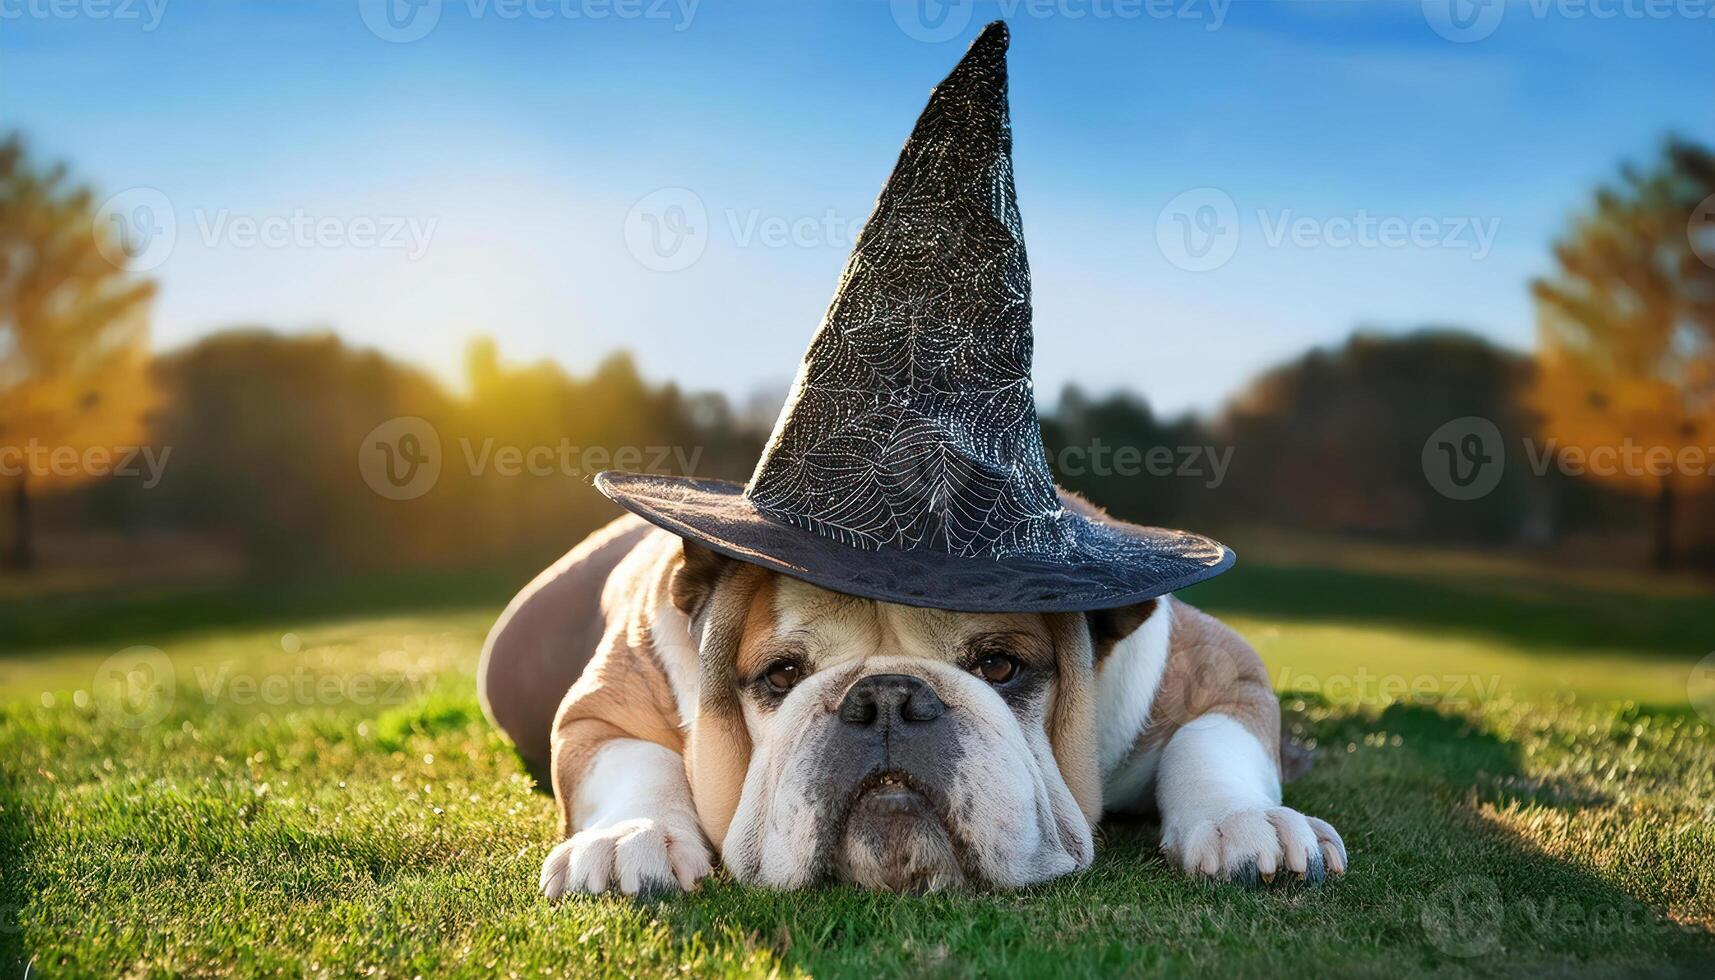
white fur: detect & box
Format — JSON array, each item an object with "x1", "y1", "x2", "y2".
[
  {"x1": 650, "y1": 597, "x2": 703, "y2": 729},
  {"x1": 1157, "y1": 713, "x2": 1280, "y2": 830},
  {"x1": 540, "y1": 738, "x2": 712, "y2": 898},
  {"x1": 1096, "y1": 596, "x2": 1174, "y2": 805},
  {"x1": 1155, "y1": 713, "x2": 1343, "y2": 879}
]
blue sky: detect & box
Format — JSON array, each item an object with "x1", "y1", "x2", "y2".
[{"x1": 5, "y1": 0, "x2": 1713, "y2": 416}]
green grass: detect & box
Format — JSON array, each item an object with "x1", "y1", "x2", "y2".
[{"x1": 2, "y1": 545, "x2": 1713, "y2": 978}]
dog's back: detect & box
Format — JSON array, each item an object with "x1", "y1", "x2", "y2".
[{"x1": 479, "y1": 514, "x2": 654, "y2": 775}]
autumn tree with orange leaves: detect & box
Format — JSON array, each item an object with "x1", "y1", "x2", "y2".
[
  {"x1": 1532, "y1": 137, "x2": 1715, "y2": 567},
  {"x1": 0, "y1": 135, "x2": 157, "y2": 570}
]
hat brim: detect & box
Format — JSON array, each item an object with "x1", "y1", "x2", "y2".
[{"x1": 594, "y1": 471, "x2": 1234, "y2": 613}]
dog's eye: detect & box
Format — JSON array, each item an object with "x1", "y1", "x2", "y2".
[
  {"x1": 763, "y1": 660, "x2": 804, "y2": 693},
  {"x1": 974, "y1": 653, "x2": 1019, "y2": 685}
]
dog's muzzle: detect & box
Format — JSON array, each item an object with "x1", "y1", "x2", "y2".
[{"x1": 823, "y1": 674, "x2": 967, "y2": 891}]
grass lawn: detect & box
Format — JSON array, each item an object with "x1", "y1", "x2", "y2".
[{"x1": 2, "y1": 540, "x2": 1713, "y2": 978}]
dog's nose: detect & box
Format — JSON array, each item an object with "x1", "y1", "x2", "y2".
[{"x1": 838, "y1": 674, "x2": 946, "y2": 727}]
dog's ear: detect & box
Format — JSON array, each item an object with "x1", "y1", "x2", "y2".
[
  {"x1": 670, "y1": 539, "x2": 734, "y2": 620},
  {"x1": 682, "y1": 564, "x2": 769, "y2": 851},
  {"x1": 669, "y1": 539, "x2": 764, "y2": 851},
  {"x1": 1045, "y1": 612, "x2": 1103, "y2": 826},
  {"x1": 1086, "y1": 598, "x2": 1158, "y2": 662}
]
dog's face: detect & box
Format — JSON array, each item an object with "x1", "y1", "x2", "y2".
[{"x1": 671, "y1": 543, "x2": 1107, "y2": 892}]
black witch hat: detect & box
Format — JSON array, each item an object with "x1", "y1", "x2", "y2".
[{"x1": 597, "y1": 21, "x2": 1232, "y2": 612}]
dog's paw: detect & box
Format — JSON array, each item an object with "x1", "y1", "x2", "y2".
[
  {"x1": 1162, "y1": 806, "x2": 1347, "y2": 885},
  {"x1": 539, "y1": 817, "x2": 713, "y2": 899}
]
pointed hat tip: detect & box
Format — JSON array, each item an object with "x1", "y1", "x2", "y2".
[{"x1": 973, "y1": 19, "x2": 1009, "y2": 52}]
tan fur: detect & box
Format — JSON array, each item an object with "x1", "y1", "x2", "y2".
[
  {"x1": 732, "y1": 575, "x2": 786, "y2": 680},
  {"x1": 1133, "y1": 602, "x2": 1279, "y2": 765}
]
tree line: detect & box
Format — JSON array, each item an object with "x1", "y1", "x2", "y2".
[{"x1": 13, "y1": 322, "x2": 1701, "y2": 577}]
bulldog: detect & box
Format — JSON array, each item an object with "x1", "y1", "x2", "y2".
[{"x1": 480, "y1": 511, "x2": 1347, "y2": 897}]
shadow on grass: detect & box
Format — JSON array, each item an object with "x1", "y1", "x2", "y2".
[
  {"x1": 1181, "y1": 561, "x2": 1715, "y2": 662},
  {"x1": 657, "y1": 702, "x2": 1715, "y2": 978},
  {"x1": 0, "y1": 564, "x2": 533, "y2": 658}
]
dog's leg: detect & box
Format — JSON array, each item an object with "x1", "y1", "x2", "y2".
[
  {"x1": 1148, "y1": 605, "x2": 1347, "y2": 884},
  {"x1": 1156, "y1": 709, "x2": 1347, "y2": 885},
  {"x1": 539, "y1": 736, "x2": 712, "y2": 899},
  {"x1": 537, "y1": 594, "x2": 714, "y2": 899}
]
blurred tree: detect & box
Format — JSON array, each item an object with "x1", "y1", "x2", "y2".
[
  {"x1": 460, "y1": 340, "x2": 762, "y2": 558},
  {"x1": 1219, "y1": 329, "x2": 1548, "y2": 542},
  {"x1": 0, "y1": 134, "x2": 156, "y2": 571},
  {"x1": 1042, "y1": 386, "x2": 1213, "y2": 526},
  {"x1": 1533, "y1": 137, "x2": 1715, "y2": 567},
  {"x1": 147, "y1": 330, "x2": 459, "y2": 571}
]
